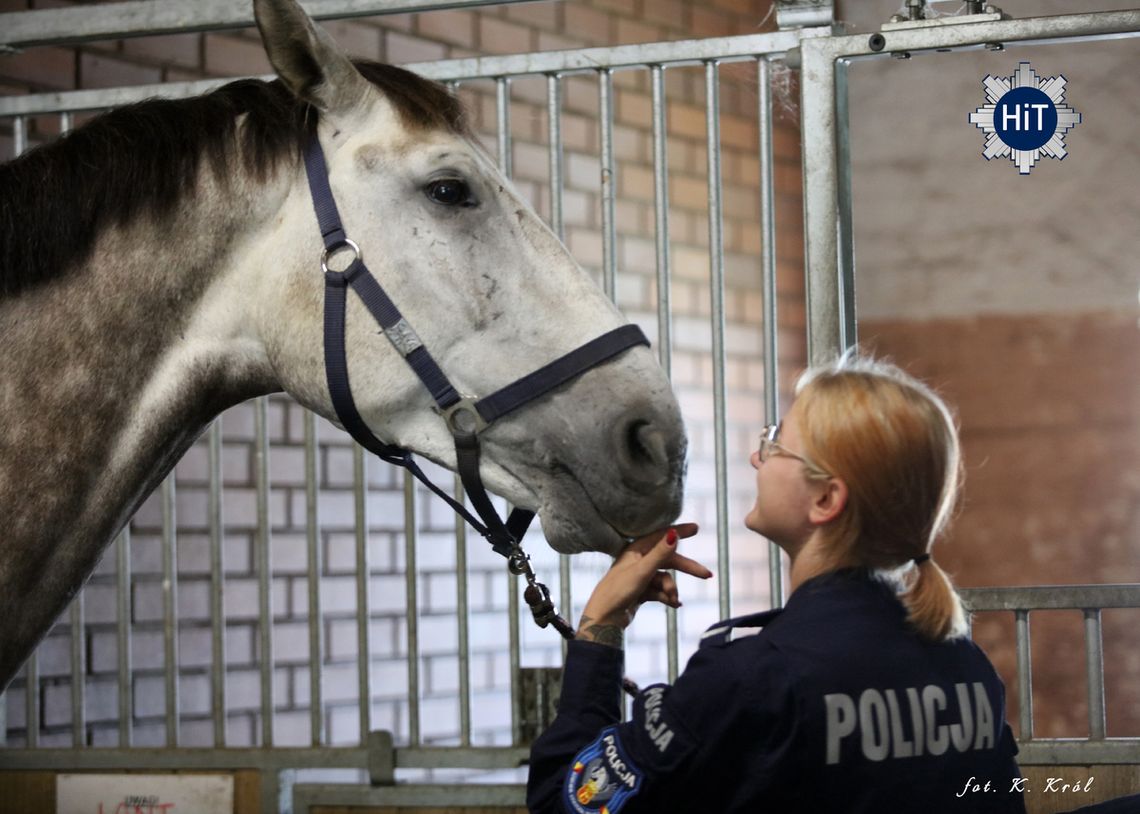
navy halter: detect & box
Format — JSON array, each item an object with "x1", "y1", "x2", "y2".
[{"x1": 301, "y1": 123, "x2": 650, "y2": 562}]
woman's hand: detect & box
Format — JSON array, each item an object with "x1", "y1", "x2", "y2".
[{"x1": 577, "y1": 523, "x2": 711, "y2": 648}]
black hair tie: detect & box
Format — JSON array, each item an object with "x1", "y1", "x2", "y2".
[{"x1": 913, "y1": 553, "x2": 931, "y2": 565}]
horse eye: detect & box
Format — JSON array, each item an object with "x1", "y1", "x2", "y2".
[{"x1": 425, "y1": 178, "x2": 473, "y2": 207}]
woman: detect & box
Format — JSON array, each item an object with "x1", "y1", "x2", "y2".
[{"x1": 527, "y1": 354, "x2": 1026, "y2": 813}]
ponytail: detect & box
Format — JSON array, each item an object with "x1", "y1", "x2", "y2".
[{"x1": 901, "y1": 557, "x2": 967, "y2": 641}]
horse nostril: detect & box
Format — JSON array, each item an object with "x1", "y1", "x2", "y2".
[{"x1": 617, "y1": 417, "x2": 672, "y2": 489}]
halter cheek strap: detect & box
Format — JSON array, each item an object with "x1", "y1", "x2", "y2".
[{"x1": 301, "y1": 126, "x2": 649, "y2": 559}]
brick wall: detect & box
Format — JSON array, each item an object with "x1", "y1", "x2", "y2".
[{"x1": 1, "y1": 0, "x2": 804, "y2": 748}]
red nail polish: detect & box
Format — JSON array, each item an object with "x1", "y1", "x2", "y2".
[{"x1": 666, "y1": 529, "x2": 678, "y2": 545}]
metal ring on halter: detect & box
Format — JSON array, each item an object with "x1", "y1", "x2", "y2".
[
  {"x1": 320, "y1": 238, "x2": 360, "y2": 274},
  {"x1": 441, "y1": 396, "x2": 490, "y2": 436}
]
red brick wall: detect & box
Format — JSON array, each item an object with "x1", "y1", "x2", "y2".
[{"x1": 864, "y1": 311, "x2": 1140, "y2": 738}]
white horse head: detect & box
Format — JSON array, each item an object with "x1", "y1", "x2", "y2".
[{"x1": 250, "y1": 0, "x2": 687, "y2": 554}]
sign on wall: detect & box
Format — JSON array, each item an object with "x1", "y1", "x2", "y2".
[{"x1": 56, "y1": 774, "x2": 234, "y2": 814}]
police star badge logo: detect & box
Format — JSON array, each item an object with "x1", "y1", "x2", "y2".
[{"x1": 969, "y1": 61, "x2": 1081, "y2": 175}]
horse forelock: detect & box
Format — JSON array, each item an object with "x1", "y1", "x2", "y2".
[{"x1": 0, "y1": 62, "x2": 468, "y2": 300}]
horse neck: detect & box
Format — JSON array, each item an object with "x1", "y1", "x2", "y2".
[{"x1": 0, "y1": 164, "x2": 286, "y2": 686}]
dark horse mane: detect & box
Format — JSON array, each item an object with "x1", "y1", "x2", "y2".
[{"x1": 0, "y1": 62, "x2": 468, "y2": 299}]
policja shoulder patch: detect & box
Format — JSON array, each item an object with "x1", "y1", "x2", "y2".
[{"x1": 564, "y1": 725, "x2": 644, "y2": 813}]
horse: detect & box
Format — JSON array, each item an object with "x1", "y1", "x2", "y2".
[{"x1": 0, "y1": 0, "x2": 686, "y2": 692}]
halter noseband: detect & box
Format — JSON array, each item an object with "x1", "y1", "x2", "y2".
[{"x1": 301, "y1": 123, "x2": 649, "y2": 564}]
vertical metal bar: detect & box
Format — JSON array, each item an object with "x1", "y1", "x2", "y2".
[
  {"x1": 161, "y1": 474, "x2": 179, "y2": 745},
  {"x1": 548, "y1": 72, "x2": 573, "y2": 655},
  {"x1": 12, "y1": 115, "x2": 37, "y2": 749},
  {"x1": 598, "y1": 68, "x2": 617, "y2": 301},
  {"x1": 705, "y1": 60, "x2": 731, "y2": 621},
  {"x1": 454, "y1": 473, "x2": 471, "y2": 746},
  {"x1": 58, "y1": 110, "x2": 87, "y2": 748},
  {"x1": 547, "y1": 73, "x2": 564, "y2": 239},
  {"x1": 1015, "y1": 609, "x2": 1033, "y2": 741},
  {"x1": 496, "y1": 76, "x2": 511, "y2": 174},
  {"x1": 117, "y1": 527, "x2": 132, "y2": 747},
  {"x1": 834, "y1": 58, "x2": 857, "y2": 351},
  {"x1": 1084, "y1": 608, "x2": 1106, "y2": 740},
  {"x1": 255, "y1": 397, "x2": 274, "y2": 747},
  {"x1": 12, "y1": 114, "x2": 27, "y2": 155},
  {"x1": 208, "y1": 420, "x2": 227, "y2": 746},
  {"x1": 403, "y1": 473, "x2": 421, "y2": 746},
  {"x1": 354, "y1": 445, "x2": 372, "y2": 740},
  {"x1": 305, "y1": 412, "x2": 323, "y2": 746},
  {"x1": 798, "y1": 43, "x2": 842, "y2": 365},
  {"x1": 757, "y1": 57, "x2": 784, "y2": 610},
  {"x1": 650, "y1": 64, "x2": 680, "y2": 682}
]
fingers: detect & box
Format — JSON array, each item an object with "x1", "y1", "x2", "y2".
[
  {"x1": 639, "y1": 570, "x2": 680, "y2": 608},
  {"x1": 666, "y1": 551, "x2": 713, "y2": 579}
]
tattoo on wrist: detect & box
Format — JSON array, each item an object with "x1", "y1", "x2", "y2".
[{"x1": 577, "y1": 614, "x2": 624, "y2": 649}]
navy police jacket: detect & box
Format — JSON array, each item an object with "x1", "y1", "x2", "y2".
[{"x1": 527, "y1": 569, "x2": 1027, "y2": 813}]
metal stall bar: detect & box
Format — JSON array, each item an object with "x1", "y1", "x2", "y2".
[
  {"x1": 704, "y1": 60, "x2": 731, "y2": 621},
  {"x1": 117, "y1": 527, "x2": 132, "y2": 746},
  {"x1": 354, "y1": 446, "x2": 373, "y2": 740},
  {"x1": 649, "y1": 63, "x2": 680, "y2": 681},
  {"x1": 305, "y1": 413, "x2": 323, "y2": 745},
  {"x1": 0, "y1": 32, "x2": 821, "y2": 119},
  {"x1": 58, "y1": 109, "x2": 88, "y2": 748},
  {"x1": 756, "y1": 57, "x2": 783, "y2": 610},
  {"x1": 208, "y1": 420, "x2": 227, "y2": 746},
  {"x1": 255, "y1": 397, "x2": 274, "y2": 747},
  {"x1": 598, "y1": 68, "x2": 617, "y2": 302},
  {"x1": 1085, "y1": 609, "x2": 1106, "y2": 741},
  {"x1": 9, "y1": 116, "x2": 39, "y2": 750},
  {"x1": 404, "y1": 472, "x2": 421, "y2": 746},
  {"x1": 1015, "y1": 609, "x2": 1033, "y2": 741},
  {"x1": 547, "y1": 72, "x2": 573, "y2": 654},
  {"x1": 797, "y1": 9, "x2": 1140, "y2": 364},
  {"x1": 161, "y1": 474, "x2": 180, "y2": 745},
  {"x1": 0, "y1": 0, "x2": 550, "y2": 50}
]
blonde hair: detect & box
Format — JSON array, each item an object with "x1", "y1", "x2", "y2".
[{"x1": 794, "y1": 353, "x2": 967, "y2": 641}]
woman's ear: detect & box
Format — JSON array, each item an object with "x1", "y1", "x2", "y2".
[{"x1": 809, "y1": 477, "x2": 848, "y2": 526}]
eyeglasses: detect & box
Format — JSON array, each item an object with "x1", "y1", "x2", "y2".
[{"x1": 758, "y1": 422, "x2": 829, "y2": 475}]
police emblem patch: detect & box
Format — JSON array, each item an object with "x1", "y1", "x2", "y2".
[{"x1": 565, "y1": 726, "x2": 644, "y2": 813}]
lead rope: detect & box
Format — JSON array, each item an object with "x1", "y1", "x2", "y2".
[{"x1": 510, "y1": 545, "x2": 641, "y2": 698}]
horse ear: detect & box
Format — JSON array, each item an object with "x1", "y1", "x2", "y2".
[{"x1": 253, "y1": 0, "x2": 370, "y2": 115}]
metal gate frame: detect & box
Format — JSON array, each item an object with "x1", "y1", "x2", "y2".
[{"x1": 2, "y1": 3, "x2": 1140, "y2": 812}]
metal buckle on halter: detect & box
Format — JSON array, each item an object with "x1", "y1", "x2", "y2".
[
  {"x1": 440, "y1": 396, "x2": 489, "y2": 436},
  {"x1": 320, "y1": 238, "x2": 360, "y2": 274}
]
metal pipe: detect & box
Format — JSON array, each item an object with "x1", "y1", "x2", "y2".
[
  {"x1": 1084, "y1": 608, "x2": 1106, "y2": 740},
  {"x1": 117, "y1": 527, "x2": 132, "y2": 747},
  {"x1": 454, "y1": 473, "x2": 471, "y2": 746},
  {"x1": 496, "y1": 77, "x2": 511, "y2": 175},
  {"x1": 207, "y1": 420, "x2": 227, "y2": 746},
  {"x1": 548, "y1": 71, "x2": 573, "y2": 657},
  {"x1": 598, "y1": 68, "x2": 617, "y2": 302},
  {"x1": 1015, "y1": 609, "x2": 1033, "y2": 741},
  {"x1": 834, "y1": 58, "x2": 857, "y2": 352},
  {"x1": 705, "y1": 60, "x2": 731, "y2": 621},
  {"x1": 0, "y1": 0, "x2": 551, "y2": 50},
  {"x1": 57, "y1": 109, "x2": 87, "y2": 748},
  {"x1": 757, "y1": 57, "x2": 783, "y2": 609},
  {"x1": 547, "y1": 73, "x2": 564, "y2": 240},
  {"x1": 12, "y1": 115, "x2": 37, "y2": 749},
  {"x1": 161, "y1": 474, "x2": 180, "y2": 745},
  {"x1": 254, "y1": 396, "x2": 273, "y2": 747},
  {"x1": 354, "y1": 445, "x2": 372, "y2": 740},
  {"x1": 650, "y1": 63, "x2": 680, "y2": 681},
  {"x1": 404, "y1": 472, "x2": 421, "y2": 746},
  {"x1": 305, "y1": 411, "x2": 323, "y2": 746}
]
